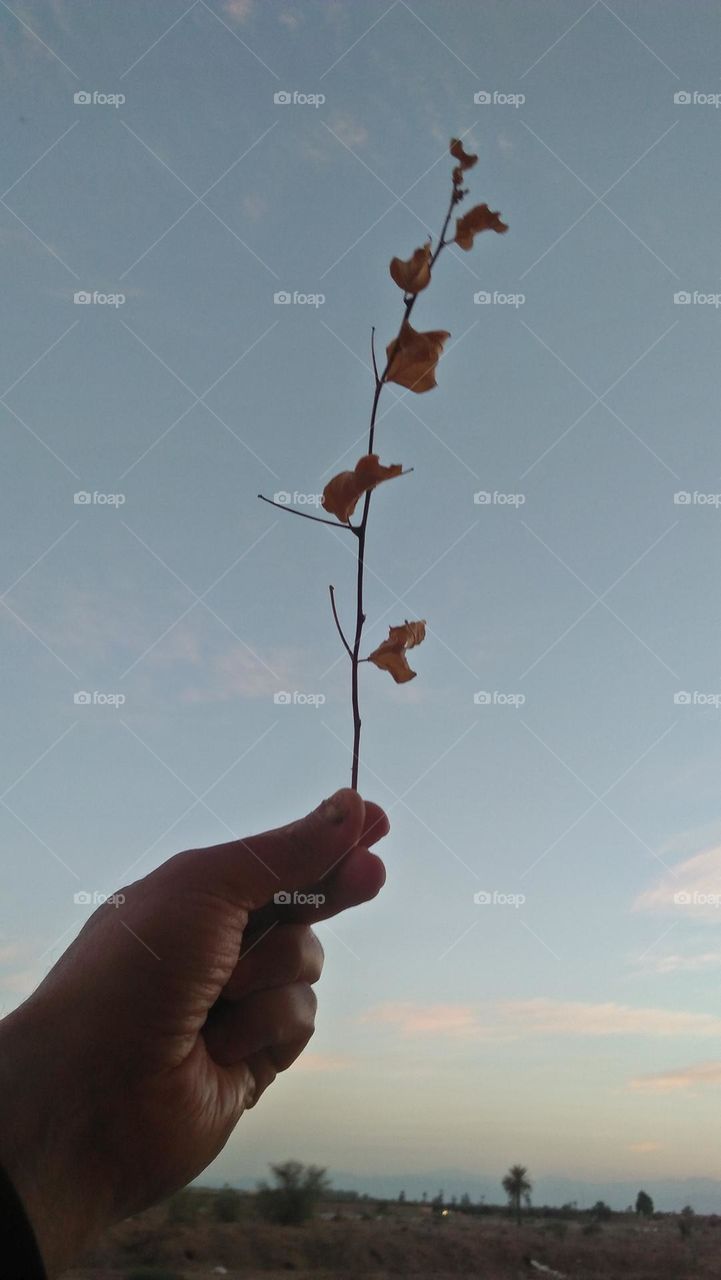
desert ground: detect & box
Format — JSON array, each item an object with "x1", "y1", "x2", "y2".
[{"x1": 63, "y1": 1191, "x2": 721, "y2": 1280}]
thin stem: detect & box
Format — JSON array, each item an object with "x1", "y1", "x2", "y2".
[
  {"x1": 370, "y1": 326, "x2": 380, "y2": 384},
  {"x1": 349, "y1": 184, "x2": 460, "y2": 788},
  {"x1": 329, "y1": 585, "x2": 353, "y2": 660},
  {"x1": 257, "y1": 493, "x2": 352, "y2": 529}
]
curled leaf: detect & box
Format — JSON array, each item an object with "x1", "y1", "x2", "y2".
[
  {"x1": 385, "y1": 322, "x2": 450, "y2": 394},
  {"x1": 455, "y1": 203, "x2": 508, "y2": 250},
  {"x1": 367, "y1": 620, "x2": 427, "y2": 684},
  {"x1": 322, "y1": 453, "x2": 403, "y2": 524},
  {"x1": 390, "y1": 242, "x2": 432, "y2": 294},
  {"x1": 450, "y1": 138, "x2": 478, "y2": 171}
]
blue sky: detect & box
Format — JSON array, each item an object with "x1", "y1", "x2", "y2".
[{"x1": 2, "y1": 0, "x2": 721, "y2": 1203}]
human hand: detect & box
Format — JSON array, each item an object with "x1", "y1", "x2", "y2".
[{"x1": 0, "y1": 788, "x2": 387, "y2": 1276}]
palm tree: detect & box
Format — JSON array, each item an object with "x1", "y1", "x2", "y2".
[{"x1": 502, "y1": 1165, "x2": 532, "y2": 1226}]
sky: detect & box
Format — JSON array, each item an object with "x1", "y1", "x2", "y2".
[{"x1": 2, "y1": 0, "x2": 721, "y2": 1209}]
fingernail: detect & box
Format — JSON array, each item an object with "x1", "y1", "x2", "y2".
[{"x1": 321, "y1": 789, "x2": 347, "y2": 825}]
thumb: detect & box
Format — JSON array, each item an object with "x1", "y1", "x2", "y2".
[{"x1": 158, "y1": 788, "x2": 367, "y2": 911}]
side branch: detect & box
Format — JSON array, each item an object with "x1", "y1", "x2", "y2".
[
  {"x1": 329, "y1": 585, "x2": 353, "y2": 660},
  {"x1": 257, "y1": 493, "x2": 351, "y2": 529}
]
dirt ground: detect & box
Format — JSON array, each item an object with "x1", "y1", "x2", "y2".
[{"x1": 62, "y1": 1204, "x2": 721, "y2": 1280}]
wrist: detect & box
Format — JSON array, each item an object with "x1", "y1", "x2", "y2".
[{"x1": 0, "y1": 998, "x2": 114, "y2": 1277}]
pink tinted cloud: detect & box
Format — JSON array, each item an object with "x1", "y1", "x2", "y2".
[
  {"x1": 634, "y1": 846, "x2": 721, "y2": 920},
  {"x1": 363, "y1": 999, "x2": 721, "y2": 1041},
  {"x1": 629, "y1": 1062, "x2": 721, "y2": 1094}
]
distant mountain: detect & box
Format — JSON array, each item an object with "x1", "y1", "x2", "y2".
[{"x1": 199, "y1": 1168, "x2": 721, "y2": 1215}]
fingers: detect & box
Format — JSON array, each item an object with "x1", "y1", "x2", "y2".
[
  {"x1": 157, "y1": 790, "x2": 389, "y2": 913},
  {"x1": 203, "y1": 982, "x2": 317, "y2": 1071},
  {"x1": 358, "y1": 801, "x2": 390, "y2": 848},
  {"x1": 247, "y1": 845, "x2": 386, "y2": 931},
  {"x1": 222, "y1": 924, "x2": 324, "y2": 1001}
]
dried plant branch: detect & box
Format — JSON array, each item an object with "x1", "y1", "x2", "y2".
[{"x1": 260, "y1": 138, "x2": 508, "y2": 791}]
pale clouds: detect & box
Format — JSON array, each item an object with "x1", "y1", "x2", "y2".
[
  {"x1": 641, "y1": 951, "x2": 721, "y2": 975},
  {"x1": 629, "y1": 1061, "x2": 721, "y2": 1095},
  {"x1": 634, "y1": 846, "x2": 721, "y2": 921},
  {"x1": 223, "y1": 0, "x2": 253, "y2": 22},
  {"x1": 365, "y1": 1003, "x2": 480, "y2": 1038},
  {"x1": 328, "y1": 114, "x2": 369, "y2": 149},
  {"x1": 292, "y1": 1052, "x2": 353, "y2": 1072},
  {"x1": 363, "y1": 999, "x2": 721, "y2": 1041}
]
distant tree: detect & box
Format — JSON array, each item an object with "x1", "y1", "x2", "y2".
[
  {"x1": 460, "y1": 1193, "x2": 471, "y2": 1209},
  {"x1": 213, "y1": 1184, "x2": 242, "y2": 1222},
  {"x1": 451, "y1": 1194, "x2": 457, "y2": 1207},
  {"x1": 591, "y1": 1200, "x2": 612, "y2": 1222},
  {"x1": 256, "y1": 1161, "x2": 330, "y2": 1226},
  {"x1": 422, "y1": 1191, "x2": 428, "y2": 1204},
  {"x1": 398, "y1": 1190, "x2": 406, "y2": 1203},
  {"x1": 679, "y1": 1205, "x2": 695, "y2": 1240},
  {"x1": 635, "y1": 1190, "x2": 654, "y2": 1218},
  {"x1": 502, "y1": 1165, "x2": 532, "y2": 1226}
]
